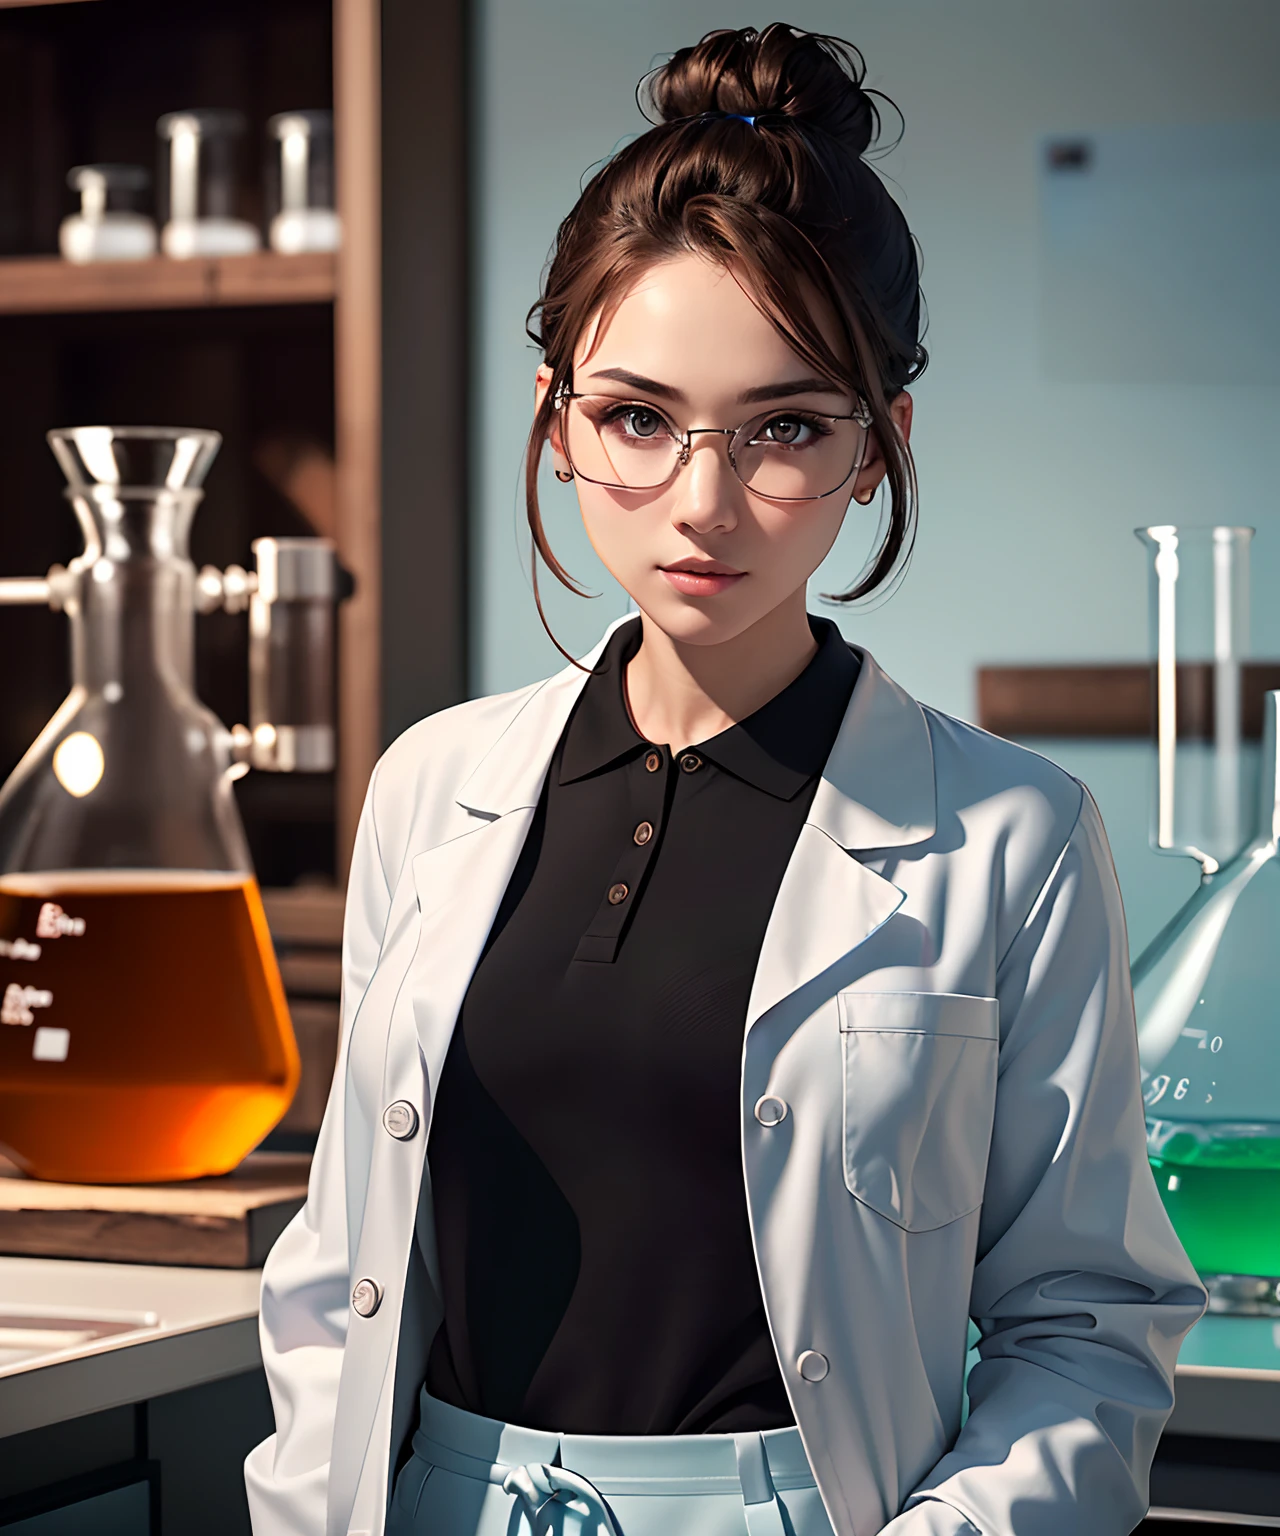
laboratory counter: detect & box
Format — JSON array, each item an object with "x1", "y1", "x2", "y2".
[
  {"x1": 0, "y1": 1255, "x2": 270, "y2": 1532},
  {"x1": 0, "y1": 1256, "x2": 262, "y2": 1439},
  {"x1": 1, "y1": 1257, "x2": 1280, "y2": 1532}
]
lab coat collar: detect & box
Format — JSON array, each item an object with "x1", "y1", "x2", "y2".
[
  {"x1": 809, "y1": 639, "x2": 937, "y2": 852},
  {"x1": 455, "y1": 612, "x2": 937, "y2": 852},
  {"x1": 454, "y1": 616, "x2": 632, "y2": 821}
]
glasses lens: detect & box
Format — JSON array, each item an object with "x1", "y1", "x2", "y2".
[
  {"x1": 732, "y1": 410, "x2": 864, "y2": 500},
  {"x1": 564, "y1": 397, "x2": 681, "y2": 489}
]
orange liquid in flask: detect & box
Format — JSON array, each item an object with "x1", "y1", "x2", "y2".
[{"x1": 0, "y1": 872, "x2": 299, "y2": 1183}]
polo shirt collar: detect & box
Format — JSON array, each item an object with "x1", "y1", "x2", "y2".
[
  {"x1": 455, "y1": 612, "x2": 937, "y2": 851},
  {"x1": 557, "y1": 614, "x2": 859, "y2": 802},
  {"x1": 556, "y1": 618, "x2": 648, "y2": 783}
]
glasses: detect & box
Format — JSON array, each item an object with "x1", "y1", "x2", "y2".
[{"x1": 555, "y1": 388, "x2": 873, "y2": 503}]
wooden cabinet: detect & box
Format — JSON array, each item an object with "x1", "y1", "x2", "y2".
[{"x1": 0, "y1": 0, "x2": 397, "y2": 880}]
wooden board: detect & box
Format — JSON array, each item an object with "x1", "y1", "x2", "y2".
[
  {"x1": 0, "y1": 252, "x2": 335, "y2": 316},
  {"x1": 0, "y1": 1152, "x2": 310, "y2": 1268},
  {"x1": 977, "y1": 662, "x2": 1280, "y2": 738}
]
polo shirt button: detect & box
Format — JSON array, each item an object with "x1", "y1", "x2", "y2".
[
  {"x1": 679, "y1": 752, "x2": 703, "y2": 773},
  {"x1": 754, "y1": 1095, "x2": 788, "y2": 1126},
  {"x1": 645, "y1": 751, "x2": 662, "y2": 772},
  {"x1": 352, "y1": 1278, "x2": 383, "y2": 1317},
  {"x1": 608, "y1": 882, "x2": 629, "y2": 904},
  {"x1": 633, "y1": 821, "x2": 653, "y2": 845},
  {"x1": 796, "y1": 1350, "x2": 829, "y2": 1382},
  {"x1": 382, "y1": 1101, "x2": 419, "y2": 1140}
]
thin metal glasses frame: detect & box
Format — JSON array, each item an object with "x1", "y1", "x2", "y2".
[{"x1": 553, "y1": 385, "x2": 874, "y2": 503}]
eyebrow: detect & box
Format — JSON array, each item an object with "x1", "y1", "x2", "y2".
[{"x1": 584, "y1": 367, "x2": 847, "y2": 405}]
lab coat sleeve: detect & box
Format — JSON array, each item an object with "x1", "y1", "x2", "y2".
[
  {"x1": 245, "y1": 763, "x2": 391, "y2": 1536},
  {"x1": 881, "y1": 785, "x2": 1206, "y2": 1536}
]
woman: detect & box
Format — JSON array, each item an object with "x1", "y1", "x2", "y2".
[{"x1": 246, "y1": 25, "x2": 1204, "y2": 1536}]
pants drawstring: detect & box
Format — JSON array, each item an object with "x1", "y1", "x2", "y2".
[{"x1": 502, "y1": 1461, "x2": 620, "y2": 1535}]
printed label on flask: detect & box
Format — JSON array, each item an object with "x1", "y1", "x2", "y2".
[
  {"x1": 1, "y1": 984, "x2": 54, "y2": 1026},
  {"x1": 36, "y1": 903, "x2": 86, "y2": 939}
]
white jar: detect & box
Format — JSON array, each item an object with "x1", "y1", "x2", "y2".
[{"x1": 58, "y1": 166, "x2": 158, "y2": 264}]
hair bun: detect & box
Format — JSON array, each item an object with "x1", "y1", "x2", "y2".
[{"x1": 644, "y1": 23, "x2": 881, "y2": 158}]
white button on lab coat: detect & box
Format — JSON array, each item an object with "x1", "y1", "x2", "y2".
[{"x1": 244, "y1": 616, "x2": 1205, "y2": 1536}]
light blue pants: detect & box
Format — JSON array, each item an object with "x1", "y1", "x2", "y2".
[{"x1": 386, "y1": 1389, "x2": 837, "y2": 1536}]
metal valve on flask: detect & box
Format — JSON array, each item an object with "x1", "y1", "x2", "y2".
[
  {"x1": 197, "y1": 538, "x2": 342, "y2": 773},
  {"x1": 1, "y1": 538, "x2": 342, "y2": 779}
]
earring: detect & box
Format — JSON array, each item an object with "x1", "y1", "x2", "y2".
[{"x1": 555, "y1": 467, "x2": 574, "y2": 483}]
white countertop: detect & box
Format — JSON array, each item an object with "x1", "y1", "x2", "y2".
[
  {"x1": 1168, "y1": 1313, "x2": 1280, "y2": 1441},
  {"x1": 0, "y1": 1256, "x2": 262, "y2": 1437}
]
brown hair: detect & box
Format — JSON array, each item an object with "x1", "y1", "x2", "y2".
[{"x1": 525, "y1": 22, "x2": 928, "y2": 656}]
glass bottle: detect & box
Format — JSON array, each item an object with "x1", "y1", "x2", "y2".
[
  {"x1": 0, "y1": 428, "x2": 298, "y2": 1184},
  {"x1": 157, "y1": 110, "x2": 260, "y2": 259},
  {"x1": 1132, "y1": 524, "x2": 1280, "y2": 1313},
  {"x1": 266, "y1": 111, "x2": 339, "y2": 254}
]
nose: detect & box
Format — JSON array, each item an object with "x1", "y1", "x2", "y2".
[{"x1": 669, "y1": 431, "x2": 741, "y2": 535}]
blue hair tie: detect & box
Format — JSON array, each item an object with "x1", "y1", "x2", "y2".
[{"x1": 729, "y1": 113, "x2": 757, "y2": 127}]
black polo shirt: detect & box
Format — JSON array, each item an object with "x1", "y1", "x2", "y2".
[{"x1": 423, "y1": 614, "x2": 859, "y2": 1435}]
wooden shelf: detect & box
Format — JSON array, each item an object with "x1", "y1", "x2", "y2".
[
  {"x1": 0, "y1": 251, "x2": 336, "y2": 316},
  {"x1": 978, "y1": 663, "x2": 1280, "y2": 738}
]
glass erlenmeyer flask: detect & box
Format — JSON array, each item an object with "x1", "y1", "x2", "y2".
[
  {"x1": 0, "y1": 428, "x2": 299, "y2": 1184},
  {"x1": 1133, "y1": 523, "x2": 1280, "y2": 1313}
]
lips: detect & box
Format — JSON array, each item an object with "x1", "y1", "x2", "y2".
[
  {"x1": 661, "y1": 559, "x2": 744, "y2": 577},
  {"x1": 658, "y1": 559, "x2": 746, "y2": 597}
]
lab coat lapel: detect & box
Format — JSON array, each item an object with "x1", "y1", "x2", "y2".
[
  {"x1": 409, "y1": 812, "x2": 535, "y2": 1094},
  {"x1": 745, "y1": 645, "x2": 937, "y2": 1030},
  {"x1": 744, "y1": 822, "x2": 906, "y2": 1028}
]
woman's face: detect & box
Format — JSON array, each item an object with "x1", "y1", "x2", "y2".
[{"x1": 534, "y1": 253, "x2": 911, "y2": 649}]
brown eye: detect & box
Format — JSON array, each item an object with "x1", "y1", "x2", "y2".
[{"x1": 751, "y1": 413, "x2": 832, "y2": 449}]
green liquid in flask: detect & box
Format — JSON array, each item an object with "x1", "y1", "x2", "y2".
[{"x1": 1151, "y1": 1136, "x2": 1280, "y2": 1279}]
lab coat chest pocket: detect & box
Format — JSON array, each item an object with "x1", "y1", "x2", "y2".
[{"x1": 839, "y1": 990, "x2": 999, "y2": 1232}]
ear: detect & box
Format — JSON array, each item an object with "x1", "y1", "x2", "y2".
[
  {"x1": 535, "y1": 363, "x2": 572, "y2": 475},
  {"x1": 850, "y1": 391, "x2": 913, "y2": 505}
]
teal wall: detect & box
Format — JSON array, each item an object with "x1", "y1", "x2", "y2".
[{"x1": 470, "y1": 0, "x2": 1280, "y2": 954}]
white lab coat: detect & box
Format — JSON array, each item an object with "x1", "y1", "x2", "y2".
[{"x1": 245, "y1": 616, "x2": 1206, "y2": 1536}]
